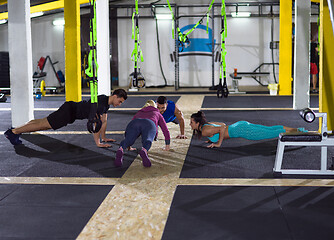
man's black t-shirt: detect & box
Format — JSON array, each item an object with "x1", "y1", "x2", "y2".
[{"x1": 75, "y1": 95, "x2": 110, "y2": 119}]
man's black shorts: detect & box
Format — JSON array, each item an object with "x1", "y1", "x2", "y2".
[{"x1": 47, "y1": 102, "x2": 76, "y2": 130}]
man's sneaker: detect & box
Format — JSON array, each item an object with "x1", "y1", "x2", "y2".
[
  {"x1": 139, "y1": 148, "x2": 151, "y2": 167},
  {"x1": 4, "y1": 129, "x2": 22, "y2": 145},
  {"x1": 114, "y1": 147, "x2": 124, "y2": 167}
]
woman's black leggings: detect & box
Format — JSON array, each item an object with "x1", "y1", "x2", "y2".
[{"x1": 120, "y1": 118, "x2": 156, "y2": 150}]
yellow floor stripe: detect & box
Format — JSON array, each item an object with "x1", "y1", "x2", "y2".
[
  {"x1": 0, "y1": 108, "x2": 319, "y2": 111},
  {"x1": 0, "y1": 177, "x2": 119, "y2": 185},
  {"x1": 177, "y1": 178, "x2": 334, "y2": 187},
  {"x1": 201, "y1": 107, "x2": 319, "y2": 111},
  {"x1": 2, "y1": 176, "x2": 333, "y2": 187},
  {"x1": 0, "y1": 131, "x2": 125, "y2": 135}
]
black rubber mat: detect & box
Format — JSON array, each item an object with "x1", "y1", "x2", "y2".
[
  {"x1": 180, "y1": 110, "x2": 333, "y2": 179},
  {"x1": 202, "y1": 95, "x2": 319, "y2": 108},
  {"x1": 1, "y1": 133, "x2": 140, "y2": 177},
  {"x1": 162, "y1": 185, "x2": 334, "y2": 240},
  {"x1": 0, "y1": 184, "x2": 112, "y2": 239}
]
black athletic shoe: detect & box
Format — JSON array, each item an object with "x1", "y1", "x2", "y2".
[{"x1": 4, "y1": 129, "x2": 22, "y2": 145}]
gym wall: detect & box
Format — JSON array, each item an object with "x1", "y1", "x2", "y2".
[
  {"x1": 0, "y1": 4, "x2": 284, "y2": 89},
  {"x1": 117, "y1": 5, "x2": 280, "y2": 88}
]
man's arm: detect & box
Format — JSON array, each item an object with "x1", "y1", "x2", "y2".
[
  {"x1": 100, "y1": 113, "x2": 116, "y2": 142},
  {"x1": 174, "y1": 105, "x2": 187, "y2": 139},
  {"x1": 93, "y1": 114, "x2": 111, "y2": 148}
]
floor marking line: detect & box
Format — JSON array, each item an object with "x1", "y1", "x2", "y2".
[
  {"x1": 0, "y1": 177, "x2": 119, "y2": 185},
  {"x1": 177, "y1": 178, "x2": 334, "y2": 187},
  {"x1": 201, "y1": 107, "x2": 319, "y2": 111},
  {"x1": 0, "y1": 131, "x2": 125, "y2": 135}
]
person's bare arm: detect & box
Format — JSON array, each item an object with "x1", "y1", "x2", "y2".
[
  {"x1": 93, "y1": 114, "x2": 111, "y2": 148},
  {"x1": 203, "y1": 124, "x2": 226, "y2": 148},
  {"x1": 174, "y1": 105, "x2": 187, "y2": 139},
  {"x1": 100, "y1": 113, "x2": 116, "y2": 142}
]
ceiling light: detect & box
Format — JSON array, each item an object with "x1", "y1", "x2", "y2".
[
  {"x1": 31, "y1": 12, "x2": 44, "y2": 18},
  {"x1": 52, "y1": 19, "x2": 65, "y2": 26},
  {"x1": 231, "y1": 12, "x2": 251, "y2": 18},
  {"x1": 0, "y1": 19, "x2": 7, "y2": 25},
  {"x1": 155, "y1": 14, "x2": 173, "y2": 20}
]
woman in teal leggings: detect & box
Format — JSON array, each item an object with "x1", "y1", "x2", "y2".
[{"x1": 190, "y1": 111, "x2": 308, "y2": 148}]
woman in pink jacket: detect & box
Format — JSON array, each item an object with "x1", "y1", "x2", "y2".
[{"x1": 115, "y1": 100, "x2": 170, "y2": 167}]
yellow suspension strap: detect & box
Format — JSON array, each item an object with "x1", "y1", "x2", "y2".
[
  {"x1": 166, "y1": 0, "x2": 215, "y2": 52},
  {"x1": 85, "y1": 0, "x2": 102, "y2": 133},
  {"x1": 131, "y1": 0, "x2": 144, "y2": 88},
  {"x1": 217, "y1": 0, "x2": 228, "y2": 98}
]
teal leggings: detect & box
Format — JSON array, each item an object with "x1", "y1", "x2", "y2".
[{"x1": 228, "y1": 121, "x2": 286, "y2": 140}]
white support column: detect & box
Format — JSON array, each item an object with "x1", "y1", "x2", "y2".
[
  {"x1": 8, "y1": 0, "x2": 34, "y2": 127},
  {"x1": 293, "y1": 0, "x2": 311, "y2": 109},
  {"x1": 96, "y1": 0, "x2": 111, "y2": 95}
]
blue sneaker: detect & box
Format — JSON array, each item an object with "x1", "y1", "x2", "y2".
[
  {"x1": 297, "y1": 127, "x2": 308, "y2": 133},
  {"x1": 4, "y1": 129, "x2": 22, "y2": 145}
]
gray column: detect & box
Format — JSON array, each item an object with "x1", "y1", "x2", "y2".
[
  {"x1": 8, "y1": 0, "x2": 34, "y2": 127},
  {"x1": 293, "y1": 0, "x2": 311, "y2": 109},
  {"x1": 96, "y1": 0, "x2": 111, "y2": 95}
]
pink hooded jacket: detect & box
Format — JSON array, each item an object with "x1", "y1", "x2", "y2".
[{"x1": 132, "y1": 106, "x2": 170, "y2": 144}]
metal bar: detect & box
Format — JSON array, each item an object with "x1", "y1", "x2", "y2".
[
  {"x1": 321, "y1": 146, "x2": 327, "y2": 171},
  {"x1": 175, "y1": 4, "x2": 179, "y2": 90},
  {"x1": 110, "y1": 2, "x2": 280, "y2": 9},
  {"x1": 278, "y1": 170, "x2": 334, "y2": 175}
]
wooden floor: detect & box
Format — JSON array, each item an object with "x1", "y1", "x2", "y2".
[{"x1": 1, "y1": 93, "x2": 333, "y2": 239}]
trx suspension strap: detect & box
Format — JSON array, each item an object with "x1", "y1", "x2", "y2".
[
  {"x1": 131, "y1": 0, "x2": 144, "y2": 88},
  {"x1": 217, "y1": 0, "x2": 228, "y2": 98},
  {"x1": 85, "y1": 0, "x2": 102, "y2": 133},
  {"x1": 166, "y1": 0, "x2": 215, "y2": 52}
]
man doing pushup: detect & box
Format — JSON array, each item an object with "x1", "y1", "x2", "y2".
[
  {"x1": 4, "y1": 89, "x2": 127, "y2": 148},
  {"x1": 156, "y1": 96, "x2": 187, "y2": 139}
]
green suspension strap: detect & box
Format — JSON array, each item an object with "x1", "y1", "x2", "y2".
[
  {"x1": 166, "y1": 0, "x2": 215, "y2": 52},
  {"x1": 85, "y1": 0, "x2": 102, "y2": 133},
  {"x1": 131, "y1": 0, "x2": 144, "y2": 88},
  {"x1": 217, "y1": 0, "x2": 228, "y2": 98}
]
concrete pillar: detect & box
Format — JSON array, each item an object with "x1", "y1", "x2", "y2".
[
  {"x1": 278, "y1": 0, "x2": 293, "y2": 95},
  {"x1": 64, "y1": 0, "x2": 81, "y2": 102},
  {"x1": 96, "y1": 0, "x2": 111, "y2": 95},
  {"x1": 8, "y1": 0, "x2": 34, "y2": 127},
  {"x1": 293, "y1": 0, "x2": 311, "y2": 109}
]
